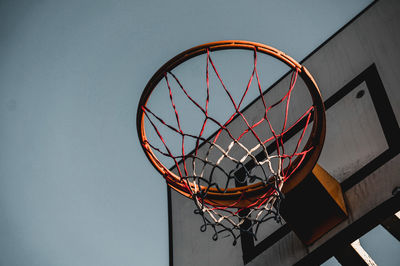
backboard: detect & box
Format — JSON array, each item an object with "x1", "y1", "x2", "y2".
[{"x1": 167, "y1": 0, "x2": 400, "y2": 265}]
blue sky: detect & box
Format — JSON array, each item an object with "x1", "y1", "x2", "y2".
[{"x1": 0, "y1": 1, "x2": 374, "y2": 265}]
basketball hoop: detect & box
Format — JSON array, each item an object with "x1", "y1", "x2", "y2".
[{"x1": 137, "y1": 40, "x2": 326, "y2": 244}]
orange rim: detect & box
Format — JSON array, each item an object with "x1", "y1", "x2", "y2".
[{"x1": 137, "y1": 40, "x2": 325, "y2": 208}]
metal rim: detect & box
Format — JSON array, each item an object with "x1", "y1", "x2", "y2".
[{"x1": 137, "y1": 40, "x2": 326, "y2": 207}]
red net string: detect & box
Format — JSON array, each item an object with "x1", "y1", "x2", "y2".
[{"x1": 141, "y1": 48, "x2": 314, "y2": 244}]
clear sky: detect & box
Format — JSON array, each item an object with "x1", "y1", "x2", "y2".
[{"x1": 0, "y1": 1, "x2": 375, "y2": 265}]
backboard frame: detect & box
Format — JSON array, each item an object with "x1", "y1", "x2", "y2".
[{"x1": 167, "y1": 1, "x2": 400, "y2": 265}]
